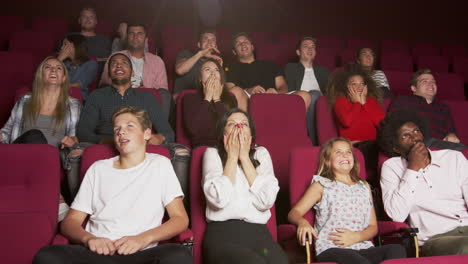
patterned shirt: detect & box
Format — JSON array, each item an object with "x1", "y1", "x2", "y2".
[
  {"x1": 388, "y1": 95, "x2": 456, "y2": 139},
  {"x1": 312, "y1": 175, "x2": 374, "y2": 255}
]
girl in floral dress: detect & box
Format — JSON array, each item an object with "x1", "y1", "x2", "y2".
[{"x1": 288, "y1": 137, "x2": 406, "y2": 264}]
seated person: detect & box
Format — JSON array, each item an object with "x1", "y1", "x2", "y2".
[
  {"x1": 111, "y1": 22, "x2": 149, "y2": 53},
  {"x1": 327, "y1": 68, "x2": 385, "y2": 174},
  {"x1": 202, "y1": 108, "x2": 288, "y2": 264},
  {"x1": 33, "y1": 105, "x2": 192, "y2": 264},
  {"x1": 182, "y1": 58, "x2": 237, "y2": 147},
  {"x1": 77, "y1": 53, "x2": 174, "y2": 145},
  {"x1": 355, "y1": 47, "x2": 392, "y2": 98},
  {"x1": 175, "y1": 29, "x2": 223, "y2": 96},
  {"x1": 378, "y1": 109, "x2": 468, "y2": 256},
  {"x1": 328, "y1": 68, "x2": 384, "y2": 143},
  {"x1": 288, "y1": 137, "x2": 406, "y2": 264},
  {"x1": 58, "y1": 34, "x2": 98, "y2": 100},
  {"x1": 226, "y1": 32, "x2": 311, "y2": 111},
  {"x1": 285, "y1": 36, "x2": 330, "y2": 144},
  {"x1": 0, "y1": 56, "x2": 82, "y2": 218},
  {"x1": 388, "y1": 69, "x2": 461, "y2": 144}
]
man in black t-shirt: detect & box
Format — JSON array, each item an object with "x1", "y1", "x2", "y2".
[{"x1": 226, "y1": 32, "x2": 311, "y2": 111}]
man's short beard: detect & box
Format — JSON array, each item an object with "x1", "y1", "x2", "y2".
[{"x1": 111, "y1": 77, "x2": 131, "y2": 85}]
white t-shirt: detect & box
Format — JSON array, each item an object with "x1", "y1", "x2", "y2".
[
  {"x1": 300, "y1": 67, "x2": 320, "y2": 92},
  {"x1": 131, "y1": 56, "x2": 145, "y2": 88},
  {"x1": 202, "y1": 147, "x2": 279, "y2": 224},
  {"x1": 71, "y1": 153, "x2": 183, "y2": 248}
]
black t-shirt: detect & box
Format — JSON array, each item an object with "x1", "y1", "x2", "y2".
[
  {"x1": 174, "y1": 49, "x2": 204, "y2": 94},
  {"x1": 226, "y1": 60, "x2": 282, "y2": 89}
]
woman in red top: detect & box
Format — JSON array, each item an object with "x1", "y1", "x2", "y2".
[
  {"x1": 328, "y1": 68, "x2": 384, "y2": 142},
  {"x1": 327, "y1": 68, "x2": 384, "y2": 179}
]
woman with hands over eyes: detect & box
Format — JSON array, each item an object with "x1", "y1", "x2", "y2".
[
  {"x1": 288, "y1": 137, "x2": 406, "y2": 264},
  {"x1": 182, "y1": 58, "x2": 236, "y2": 147},
  {"x1": 201, "y1": 108, "x2": 288, "y2": 264}
]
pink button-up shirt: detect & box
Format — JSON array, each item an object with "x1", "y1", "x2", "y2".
[
  {"x1": 381, "y1": 149, "x2": 468, "y2": 245},
  {"x1": 100, "y1": 50, "x2": 168, "y2": 90}
]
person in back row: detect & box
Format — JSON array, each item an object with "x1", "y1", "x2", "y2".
[
  {"x1": 226, "y1": 32, "x2": 311, "y2": 111},
  {"x1": 285, "y1": 36, "x2": 330, "y2": 144},
  {"x1": 100, "y1": 23, "x2": 171, "y2": 120},
  {"x1": 175, "y1": 29, "x2": 223, "y2": 96},
  {"x1": 33, "y1": 105, "x2": 192, "y2": 264},
  {"x1": 58, "y1": 34, "x2": 98, "y2": 101},
  {"x1": 378, "y1": 109, "x2": 468, "y2": 256},
  {"x1": 354, "y1": 47, "x2": 392, "y2": 98}
]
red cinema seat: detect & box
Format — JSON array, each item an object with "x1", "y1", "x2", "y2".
[
  {"x1": 453, "y1": 56, "x2": 468, "y2": 83},
  {"x1": 316, "y1": 35, "x2": 343, "y2": 50},
  {"x1": 176, "y1": 90, "x2": 197, "y2": 148},
  {"x1": 0, "y1": 16, "x2": 26, "y2": 50},
  {"x1": 136, "y1": 87, "x2": 162, "y2": 103},
  {"x1": 380, "y1": 52, "x2": 413, "y2": 72},
  {"x1": 339, "y1": 48, "x2": 357, "y2": 66},
  {"x1": 346, "y1": 38, "x2": 376, "y2": 50},
  {"x1": 31, "y1": 17, "x2": 70, "y2": 40},
  {"x1": 443, "y1": 100, "x2": 468, "y2": 144},
  {"x1": 411, "y1": 42, "x2": 440, "y2": 57},
  {"x1": 316, "y1": 96, "x2": 338, "y2": 145},
  {"x1": 315, "y1": 48, "x2": 337, "y2": 72},
  {"x1": 255, "y1": 41, "x2": 296, "y2": 68},
  {"x1": 432, "y1": 72, "x2": 464, "y2": 101},
  {"x1": 381, "y1": 255, "x2": 468, "y2": 264},
  {"x1": 380, "y1": 40, "x2": 409, "y2": 54},
  {"x1": 9, "y1": 30, "x2": 57, "y2": 65},
  {"x1": 189, "y1": 146, "x2": 278, "y2": 264},
  {"x1": 384, "y1": 71, "x2": 414, "y2": 97},
  {"x1": 416, "y1": 55, "x2": 449, "y2": 73},
  {"x1": 95, "y1": 19, "x2": 114, "y2": 39},
  {"x1": 0, "y1": 144, "x2": 61, "y2": 264},
  {"x1": 441, "y1": 44, "x2": 465, "y2": 63}
]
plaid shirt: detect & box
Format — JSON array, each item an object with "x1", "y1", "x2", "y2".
[
  {"x1": 388, "y1": 95, "x2": 456, "y2": 139},
  {"x1": 0, "y1": 94, "x2": 82, "y2": 143}
]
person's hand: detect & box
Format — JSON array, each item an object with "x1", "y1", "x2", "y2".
[
  {"x1": 265, "y1": 88, "x2": 278, "y2": 94},
  {"x1": 206, "y1": 53, "x2": 223, "y2": 66},
  {"x1": 348, "y1": 87, "x2": 361, "y2": 104},
  {"x1": 238, "y1": 126, "x2": 251, "y2": 161},
  {"x1": 60, "y1": 136, "x2": 78, "y2": 149},
  {"x1": 360, "y1": 86, "x2": 368, "y2": 104},
  {"x1": 86, "y1": 237, "x2": 116, "y2": 255},
  {"x1": 114, "y1": 234, "x2": 150, "y2": 255},
  {"x1": 203, "y1": 74, "x2": 215, "y2": 102},
  {"x1": 297, "y1": 219, "x2": 318, "y2": 246},
  {"x1": 211, "y1": 73, "x2": 223, "y2": 101},
  {"x1": 328, "y1": 228, "x2": 360, "y2": 248},
  {"x1": 443, "y1": 133, "x2": 460, "y2": 143},
  {"x1": 224, "y1": 126, "x2": 240, "y2": 161},
  {"x1": 407, "y1": 141, "x2": 430, "y2": 171},
  {"x1": 147, "y1": 134, "x2": 165, "y2": 145},
  {"x1": 246, "y1": 85, "x2": 266, "y2": 95},
  {"x1": 58, "y1": 41, "x2": 74, "y2": 61},
  {"x1": 117, "y1": 23, "x2": 128, "y2": 40}
]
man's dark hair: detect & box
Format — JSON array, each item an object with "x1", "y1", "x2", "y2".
[
  {"x1": 198, "y1": 29, "x2": 216, "y2": 42},
  {"x1": 231, "y1": 32, "x2": 252, "y2": 49},
  {"x1": 296, "y1": 36, "x2": 317, "y2": 50},
  {"x1": 410, "y1": 68, "x2": 432, "y2": 87},
  {"x1": 126, "y1": 22, "x2": 147, "y2": 36},
  {"x1": 377, "y1": 109, "x2": 430, "y2": 157},
  {"x1": 107, "y1": 53, "x2": 133, "y2": 76}
]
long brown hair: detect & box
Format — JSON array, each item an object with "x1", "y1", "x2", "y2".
[
  {"x1": 326, "y1": 66, "x2": 383, "y2": 106},
  {"x1": 317, "y1": 137, "x2": 361, "y2": 183},
  {"x1": 64, "y1": 34, "x2": 89, "y2": 65},
  {"x1": 24, "y1": 56, "x2": 70, "y2": 132},
  {"x1": 196, "y1": 58, "x2": 237, "y2": 120}
]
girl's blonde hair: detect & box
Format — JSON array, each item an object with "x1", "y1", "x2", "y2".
[
  {"x1": 317, "y1": 137, "x2": 361, "y2": 182},
  {"x1": 24, "y1": 56, "x2": 70, "y2": 132}
]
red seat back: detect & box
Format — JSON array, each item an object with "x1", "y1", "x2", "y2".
[
  {"x1": 339, "y1": 48, "x2": 357, "y2": 66},
  {"x1": 316, "y1": 96, "x2": 339, "y2": 145},
  {"x1": 385, "y1": 71, "x2": 414, "y2": 97},
  {"x1": 380, "y1": 52, "x2": 413, "y2": 72},
  {"x1": 442, "y1": 100, "x2": 468, "y2": 144},
  {"x1": 31, "y1": 17, "x2": 70, "y2": 40},
  {"x1": 411, "y1": 42, "x2": 440, "y2": 57},
  {"x1": 0, "y1": 16, "x2": 26, "y2": 50},
  {"x1": 176, "y1": 90, "x2": 197, "y2": 147},
  {"x1": 316, "y1": 35, "x2": 343, "y2": 50},
  {"x1": 380, "y1": 40, "x2": 409, "y2": 54},
  {"x1": 432, "y1": 72, "x2": 464, "y2": 101},
  {"x1": 453, "y1": 56, "x2": 468, "y2": 83},
  {"x1": 0, "y1": 144, "x2": 61, "y2": 264},
  {"x1": 315, "y1": 48, "x2": 337, "y2": 71},
  {"x1": 136, "y1": 88, "x2": 162, "y2": 103},
  {"x1": 416, "y1": 55, "x2": 449, "y2": 73},
  {"x1": 346, "y1": 38, "x2": 376, "y2": 50}
]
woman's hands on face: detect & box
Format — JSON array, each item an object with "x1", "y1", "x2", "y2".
[
  {"x1": 224, "y1": 126, "x2": 240, "y2": 161},
  {"x1": 238, "y1": 126, "x2": 251, "y2": 161}
]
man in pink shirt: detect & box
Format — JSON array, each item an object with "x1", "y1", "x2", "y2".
[
  {"x1": 100, "y1": 23, "x2": 171, "y2": 120},
  {"x1": 378, "y1": 109, "x2": 468, "y2": 256}
]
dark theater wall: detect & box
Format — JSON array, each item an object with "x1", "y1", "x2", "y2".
[{"x1": 3, "y1": 0, "x2": 468, "y2": 44}]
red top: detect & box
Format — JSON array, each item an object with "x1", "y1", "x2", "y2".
[{"x1": 334, "y1": 96, "x2": 385, "y2": 141}]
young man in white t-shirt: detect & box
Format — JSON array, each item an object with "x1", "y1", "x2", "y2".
[{"x1": 33, "y1": 106, "x2": 192, "y2": 264}]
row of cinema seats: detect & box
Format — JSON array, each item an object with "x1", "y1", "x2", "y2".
[{"x1": 3, "y1": 143, "x2": 468, "y2": 264}]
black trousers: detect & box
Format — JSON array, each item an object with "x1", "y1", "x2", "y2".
[
  {"x1": 203, "y1": 220, "x2": 288, "y2": 264},
  {"x1": 13, "y1": 129, "x2": 48, "y2": 144},
  {"x1": 316, "y1": 244, "x2": 406, "y2": 264},
  {"x1": 33, "y1": 243, "x2": 192, "y2": 264}
]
